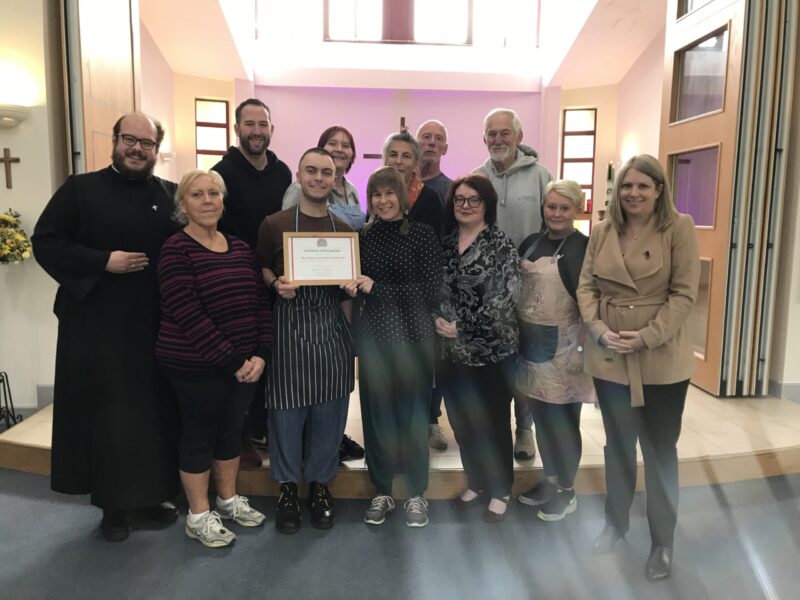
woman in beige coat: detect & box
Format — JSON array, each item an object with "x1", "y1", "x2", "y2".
[{"x1": 577, "y1": 154, "x2": 699, "y2": 583}]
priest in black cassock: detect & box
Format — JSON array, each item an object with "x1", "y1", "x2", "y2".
[{"x1": 32, "y1": 113, "x2": 181, "y2": 541}]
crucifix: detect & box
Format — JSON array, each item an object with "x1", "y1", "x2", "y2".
[
  {"x1": 1, "y1": 148, "x2": 21, "y2": 189},
  {"x1": 363, "y1": 116, "x2": 407, "y2": 160}
]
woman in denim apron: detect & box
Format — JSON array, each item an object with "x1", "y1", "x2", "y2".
[
  {"x1": 515, "y1": 180, "x2": 594, "y2": 523},
  {"x1": 281, "y1": 125, "x2": 366, "y2": 231}
]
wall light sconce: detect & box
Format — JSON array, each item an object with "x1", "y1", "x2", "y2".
[
  {"x1": 159, "y1": 151, "x2": 175, "y2": 163},
  {"x1": 0, "y1": 104, "x2": 30, "y2": 128}
]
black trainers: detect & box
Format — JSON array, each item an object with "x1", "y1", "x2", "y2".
[
  {"x1": 275, "y1": 482, "x2": 301, "y2": 534},
  {"x1": 307, "y1": 481, "x2": 335, "y2": 529},
  {"x1": 518, "y1": 480, "x2": 556, "y2": 507},
  {"x1": 141, "y1": 501, "x2": 179, "y2": 524},
  {"x1": 537, "y1": 488, "x2": 577, "y2": 522},
  {"x1": 250, "y1": 434, "x2": 268, "y2": 451},
  {"x1": 100, "y1": 509, "x2": 131, "y2": 542},
  {"x1": 339, "y1": 435, "x2": 365, "y2": 462}
]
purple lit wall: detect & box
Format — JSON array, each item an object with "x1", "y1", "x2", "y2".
[{"x1": 256, "y1": 86, "x2": 549, "y2": 208}]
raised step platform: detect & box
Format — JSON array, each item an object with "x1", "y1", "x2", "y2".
[{"x1": 3, "y1": 387, "x2": 800, "y2": 499}]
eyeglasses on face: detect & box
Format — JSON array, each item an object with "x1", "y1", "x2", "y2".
[
  {"x1": 454, "y1": 195, "x2": 482, "y2": 208},
  {"x1": 118, "y1": 134, "x2": 157, "y2": 151}
]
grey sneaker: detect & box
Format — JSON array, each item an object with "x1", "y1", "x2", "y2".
[
  {"x1": 428, "y1": 424, "x2": 448, "y2": 451},
  {"x1": 514, "y1": 428, "x2": 536, "y2": 460},
  {"x1": 217, "y1": 495, "x2": 265, "y2": 527},
  {"x1": 185, "y1": 511, "x2": 236, "y2": 548},
  {"x1": 518, "y1": 480, "x2": 557, "y2": 507},
  {"x1": 404, "y1": 496, "x2": 429, "y2": 528},
  {"x1": 364, "y1": 495, "x2": 396, "y2": 525}
]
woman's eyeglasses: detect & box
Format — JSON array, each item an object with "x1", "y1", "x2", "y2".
[{"x1": 454, "y1": 195, "x2": 482, "y2": 208}]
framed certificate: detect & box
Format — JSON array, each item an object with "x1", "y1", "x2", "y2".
[{"x1": 283, "y1": 232, "x2": 360, "y2": 285}]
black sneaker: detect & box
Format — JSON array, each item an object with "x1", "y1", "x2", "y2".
[
  {"x1": 141, "y1": 501, "x2": 179, "y2": 524},
  {"x1": 275, "y1": 482, "x2": 301, "y2": 534},
  {"x1": 307, "y1": 481, "x2": 335, "y2": 529},
  {"x1": 250, "y1": 434, "x2": 268, "y2": 450},
  {"x1": 100, "y1": 509, "x2": 131, "y2": 542},
  {"x1": 518, "y1": 480, "x2": 556, "y2": 507},
  {"x1": 339, "y1": 435, "x2": 365, "y2": 462},
  {"x1": 537, "y1": 488, "x2": 577, "y2": 522}
]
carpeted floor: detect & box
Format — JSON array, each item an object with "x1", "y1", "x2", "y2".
[{"x1": 2, "y1": 468, "x2": 799, "y2": 599}]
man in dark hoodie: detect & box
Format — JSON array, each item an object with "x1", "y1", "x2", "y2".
[
  {"x1": 213, "y1": 98, "x2": 292, "y2": 248},
  {"x1": 213, "y1": 98, "x2": 292, "y2": 464}
]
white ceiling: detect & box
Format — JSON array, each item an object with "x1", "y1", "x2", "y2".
[
  {"x1": 139, "y1": 0, "x2": 249, "y2": 82},
  {"x1": 546, "y1": 0, "x2": 668, "y2": 88},
  {"x1": 141, "y1": 0, "x2": 667, "y2": 90}
]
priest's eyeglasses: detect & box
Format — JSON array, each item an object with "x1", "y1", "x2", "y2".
[
  {"x1": 454, "y1": 195, "x2": 483, "y2": 208},
  {"x1": 118, "y1": 134, "x2": 157, "y2": 151}
]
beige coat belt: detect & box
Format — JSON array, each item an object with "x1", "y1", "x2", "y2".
[{"x1": 599, "y1": 293, "x2": 668, "y2": 407}]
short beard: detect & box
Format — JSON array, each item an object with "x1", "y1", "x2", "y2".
[
  {"x1": 240, "y1": 134, "x2": 270, "y2": 157},
  {"x1": 489, "y1": 146, "x2": 514, "y2": 165},
  {"x1": 112, "y1": 147, "x2": 155, "y2": 181}
]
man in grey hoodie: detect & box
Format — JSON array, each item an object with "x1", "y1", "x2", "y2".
[
  {"x1": 474, "y1": 107, "x2": 553, "y2": 461},
  {"x1": 474, "y1": 108, "x2": 552, "y2": 248}
]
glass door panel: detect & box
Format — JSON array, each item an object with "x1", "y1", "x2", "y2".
[
  {"x1": 671, "y1": 145, "x2": 719, "y2": 227},
  {"x1": 673, "y1": 28, "x2": 729, "y2": 122}
]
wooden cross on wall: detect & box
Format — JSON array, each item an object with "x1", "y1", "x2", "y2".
[
  {"x1": 1, "y1": 148, "x2": 21, "y2": 189},
  {"x1": 363, "y1": 117, "x2": 407, "y2": 160}
]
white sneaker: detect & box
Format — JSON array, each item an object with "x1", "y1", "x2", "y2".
[
  {"x1": 364, "y1": 495, "x2": 395, "y2": 525},
  {"x1": 216, "y1": 495, "x2": 265, "y2": 527},
  {"x1": 428, "y1": 424, "x2": 448, "y2": 450},
  {"x1": 404, "y1": 496, "x2": 429, "y2": 528},
  {"x1": 185, "y1": 511, "x2": 236, "y2": 548}
]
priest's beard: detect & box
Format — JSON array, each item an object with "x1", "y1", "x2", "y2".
[{"x1": 112, "y1": 146, "x2": 157, "y2": 181}]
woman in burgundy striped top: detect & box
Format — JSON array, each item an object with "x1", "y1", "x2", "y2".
[{"x1": 156, "y1": 169, "x2": 272, "y2": 548}]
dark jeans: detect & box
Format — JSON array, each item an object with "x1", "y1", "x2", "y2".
[
  {"x1": 243, "y1": 373, "x2": 267, "y2": 439},
  {"x1": 594, "y1": 378, "x2": 689, "y2": 547},
  {"x1": 429, "y1": 387, "x2": 443, "y2": 424},
  {"x1": 529, "y1": 398, "x2": 583, "y2": 488},
  {"x1": 170, "y1": 374, "x2": 255, "y2": 474},
  {"x1": 430, "y1": 343, "x2": 445, "y2": 425},
  {"x1": 360, "y1": 337, "x2": 433, "y2": 497},
  {"x1": 441, "y1": 356, "x2": 515, "y2": 498}
]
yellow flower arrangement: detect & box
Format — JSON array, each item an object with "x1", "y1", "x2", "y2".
[{"x1": 0, "y1": 208, "x2": 33, "y2": 264}]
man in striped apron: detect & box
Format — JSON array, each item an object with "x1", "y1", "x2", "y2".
[{"x1": 256, "y1": 148, "x2": 355, "y2": 534}]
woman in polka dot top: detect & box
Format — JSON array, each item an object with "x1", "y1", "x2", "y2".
[{"x1": 343, "y1": 166, "x2": 443, "y2": 528}]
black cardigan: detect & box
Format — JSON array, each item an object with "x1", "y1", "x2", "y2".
[{"x1": 409, "y1": 185, "x2": 445, "y2": 239}]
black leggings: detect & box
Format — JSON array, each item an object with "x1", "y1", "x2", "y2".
[
  {"x1": 529, "y1": 398, "x2": 583, "y2": 488},
  {"x1": 169, "y1": 373, "x2": 255, "y2": 474}
]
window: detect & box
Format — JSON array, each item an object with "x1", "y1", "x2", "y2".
[
  {"x1": 326, "y1": 0, "x2": 383, "y2": 42},
  {"x1": 324, "y1": 0, "x2": 534, "y2": 47},
  {"x1": 672, "y1": 28, "x2": 729, "y2": 122},
  {"x1": 560, "y1": 108, "x2": 596, "y2": 216},
  {"x1": 677, "y1": 0, "x2": 714, "y2": 19},
  {"x1": 671, "y1": 145, "x2": 719, "y2": 227},
  {"x1": 195, "y1": 99, "x2": 229, "y2": 170}
]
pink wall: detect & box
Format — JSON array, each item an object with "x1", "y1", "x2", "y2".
[{"x1": 255, "y1": 86, "x2": 546, "y2": 206}]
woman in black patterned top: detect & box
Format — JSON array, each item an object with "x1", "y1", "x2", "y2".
[
  {"x1": 436, "y1": 174, "x2": 521, "y2": 523},
  {"x1": 343, "y1": 166, "x2": 442, "y2": 528}
]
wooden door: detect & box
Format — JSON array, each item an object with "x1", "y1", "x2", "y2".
[
  {"x1": 659, "y1": 0, "x2": 744, "y2": 395},
  {"x1": 63, "y1": 0, "x2": 141, "y2": 173}
]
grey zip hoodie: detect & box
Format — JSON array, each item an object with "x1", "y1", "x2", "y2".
[{"x1": 473, "y1": 144, "x2": 552, "y2": 247}]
